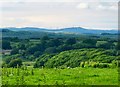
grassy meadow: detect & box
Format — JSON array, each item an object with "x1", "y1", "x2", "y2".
[{"x1": 1, "y1": 67, "x2": 118, "y2": 85}]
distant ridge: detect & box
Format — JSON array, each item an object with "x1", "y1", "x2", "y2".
[{"x1": 0, "y1": 27, "x2": 118, "y2": 34}]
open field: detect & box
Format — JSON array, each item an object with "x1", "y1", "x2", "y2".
[{"x1": 1, "y1": 67, "x2": 118, "y2": 85}]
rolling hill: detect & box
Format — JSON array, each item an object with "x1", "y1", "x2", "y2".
[
  {"x1": 0, "y1": 27, "x2": 118, "y2": 34},
  {"x1": 34, "y1": 48, "x2": 118, "y2": 68}
]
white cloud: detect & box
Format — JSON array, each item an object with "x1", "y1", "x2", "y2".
[
  {"x1": 96, "y1": 4, "x2": 118, "y2": 10},
  {"x1": 97, "y1": 5, "x2": 106, "y2": 10},
  {"x1": 76, "y1": 3, "x2": 89, "y2": 9},
  {"x1": 76, "y1": 2, "x2": 118, "y2": 11},
  {"x1": 0, "y1": 0, "x2": 119, "y2": 2},
  {"x1": 109, "y1": 6, "x2": 118, "y2": 10},
  {"x1": 0, "y1": 1, "x2": 118, "y2": 30}
]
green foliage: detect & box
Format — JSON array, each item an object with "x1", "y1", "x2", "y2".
[
  {"x1": 4, "y1": 56, "x2": 12, "y2": 64},
  {"x1": 80, "y1": 61, "x2": 111, "y2": 68},
  {"x1": 34, "y1": 54, "x2": 54, "y2": 68},
  {"x1": 112, "y1": 60, "x2": 118, "y2": 68},
  {"x1": 57, "y1": 44, "x2": 73, "y2": 52},
  {"x1": 97, "y1": 63, "x2": 109, "y2": 68},
  {"x1": 80, "y1": 62, "x2": 85, "y2": 68},
  {"x1": 34, "y1": 51, "x2": 42, "y2": 58},
  {"x1": 65, "y1": 38, "x2": 76, "y2": 45},
  {"x1": 18, "y1": 43, "x2": 26, "y2": 50},
  {"x1": 2, "y1": 40, "x2": 12, "y2": 50},
  {"x1": 96, "y1": 41, "x2": 115, "y2": 49},
  {"x1": 3, "y1": 35, "x2": 118, "y2": 68},
  {"x1": 8, "y1": 58, "x2": 23, "y2": 68},
  {"x1": 72, "y1": 42, "x2": 85, "y2": 49},
  {"x1": 2, "y1": 29, "x2": 118, "y2": 85},
  {"x1": 2, "y1": 62, "x2": 8, "y2": 68},
  {"x1": 45, "y1": 47, "x2": 57, "y2": 54},
  {"x1": 10, "y1": 48, "x2": 19, "y2": 55},
  {"x1": 41, "y1": 36, "x2": 49, "y2": 41},
  {"x1": 35, "y1": 48, "x2": 118, "y2": 68},
  {"x1": 83, "y1": 39, "x2": 97, "y2": 47}
]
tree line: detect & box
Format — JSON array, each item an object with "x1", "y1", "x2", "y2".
[{"x1": 2, "y1": 35, "x2": 119, "y2": 68}]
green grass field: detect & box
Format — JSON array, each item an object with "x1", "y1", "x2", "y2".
[{"x1": 1, "y1": 67, "x2": 118, "y2": 85}]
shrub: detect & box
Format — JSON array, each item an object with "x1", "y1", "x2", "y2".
[
  {"x1": 8, "y1": 58, "x2": 22, "y2": 68},
  {"x1": 98, "y1": 63, "x2": 109, "y2": 68},
  {"x1": 84, "y1": 61, "x2": 89, "y2": 68},
  {"x1": 59, "y1": 65, "x2": 67, "y2": 69},
  {"x1": 112, "y1": 60, "x2": 117, "y2": 68},
  {"x1": 2, "y1": 62, "x2": 8, "y2": 68},
  {"x1": 80, "y1": 62, "x2": 85, "y2": 68},
  {"x1": 91, "y1": 62, "x2": 99, "y2": 68}
]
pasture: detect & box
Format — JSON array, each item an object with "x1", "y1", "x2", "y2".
[{"x1": 1, "y1": 67, "x2": 118, "y2": 85}]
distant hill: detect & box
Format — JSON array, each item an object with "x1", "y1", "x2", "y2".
[
  {"x1": 0, "y1": 27, "x2": 118, "y2": 34},
  {"x1": 57, "y1": 27, "x2": 118, "y2": 34},
  {"x1": 1, "y1": 28, "x2": 79, "y2": 39}
]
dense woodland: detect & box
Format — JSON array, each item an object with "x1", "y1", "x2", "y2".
[{"x1": 2, "y1": 31, "x2": 119, "y2": 68}]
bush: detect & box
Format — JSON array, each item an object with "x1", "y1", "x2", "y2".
[
  {"x1": 112, "y1": 59, "x2": 120, "y2": 67},
  {"x1": 84, "y1": 61, "x2": 90, "y2": 68},
  {"x1": 11, "y1": 48, "x2": 19, "y2": 55},
  {"x1": 112, "y1": 60, "x2": 117, "y2": 68},
  {"x1": 97, "y1": 63, "x2": 109, "y2": 68},
  {"x1": 59, "y1": 65, "x2": 67, "y2": 69},
  {"x1": 8, "y1": 58, "x2": 22, "y2": 68},
  {"x1": 88, "y1": 62, "x2": 109, "y2": 68},
  {"x1": 91, "y1": 62, "x2": 99, "y2": 68},
  {"x1": 80, "y1": 62, "x2": 85, "y2": 68},
  {"x1": 34, "y1": 54, "x2": 54, "y2": 68},
  {"x1": 2, "y1": 62, "x2": 8, "y2": 68}
]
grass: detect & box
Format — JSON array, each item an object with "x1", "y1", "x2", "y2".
[{"x1": 1, "y1": 67, "x2": 118, "y2": 85}]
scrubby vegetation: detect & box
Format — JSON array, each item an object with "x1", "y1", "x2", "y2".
[{"x1": 34, "y1": 49, "x2": 119, "y2": 68}]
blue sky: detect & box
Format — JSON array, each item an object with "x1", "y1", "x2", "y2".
[{"x1": 0, "y1": 0, "x2": 119, "y2": 30}]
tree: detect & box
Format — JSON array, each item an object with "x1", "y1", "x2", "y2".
[
  {"x1": 26, "y1": 44, "x2": 45, "y2": 54},
  {"x1": 96, "y1": 41, "x2": 114, "y2": 49},
  {"x1": 9, "y1": 58, "x2": 22, "y2": 68},
  {"x1": 41, "y1": 36, "x2": 49, "y2": 41},
  {"x1": 45, "y1": 47, "x2": 57, "y2": 54},
  {"x1": 82, "y1": 39, "x2": 97, "y2": 48},
  {"x1": 47, "y1": 39, "x2": 62, "y2": 47},
  {"x1": 65, "y1": 38, "x2": 76, "y2": 45},
  {"x1": 18, "y1": 43, "x2": 26, "y2": 50},
  {"x1": 2, "y1": 40, "x2": 12, "y2": 50},
  {"x1": 4, "y1": 56, "x2": 12, "y2": 64},
  {"x1": 10, "y1": 48, "x2": 19, "y2": 55},
  {"x1": 57, "y1": 44, "x2": 73, "y2": 52},
  {"x1": 72, "y1": 42, "x2": 85, "y2": 49},
  {"x1": 34, "y1": 54, "x2": 54, "y2": 68},
  {"x1": 34, "y1": 51, "x2": 42, "y2": 58}
]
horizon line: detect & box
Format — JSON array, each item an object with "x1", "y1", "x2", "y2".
[{"x1": 0, "y1": 26, "x2": 118, "y2": 31}]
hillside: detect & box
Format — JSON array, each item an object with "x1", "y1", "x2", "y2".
[{"x1": 34, "y1": 48, "x2": 118, "y2": 68}]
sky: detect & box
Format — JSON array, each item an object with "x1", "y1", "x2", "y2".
[{"x1": 0, "y1": 0, "x2": 119, "y2": 30}]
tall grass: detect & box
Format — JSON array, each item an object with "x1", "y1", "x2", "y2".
[{"x1": 1, "y1": 67, "x2": 118, "y2": 85}]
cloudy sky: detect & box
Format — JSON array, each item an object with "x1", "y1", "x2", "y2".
[{"x1": 0, "y1": 0, "x2": 119, "y2": 30}]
